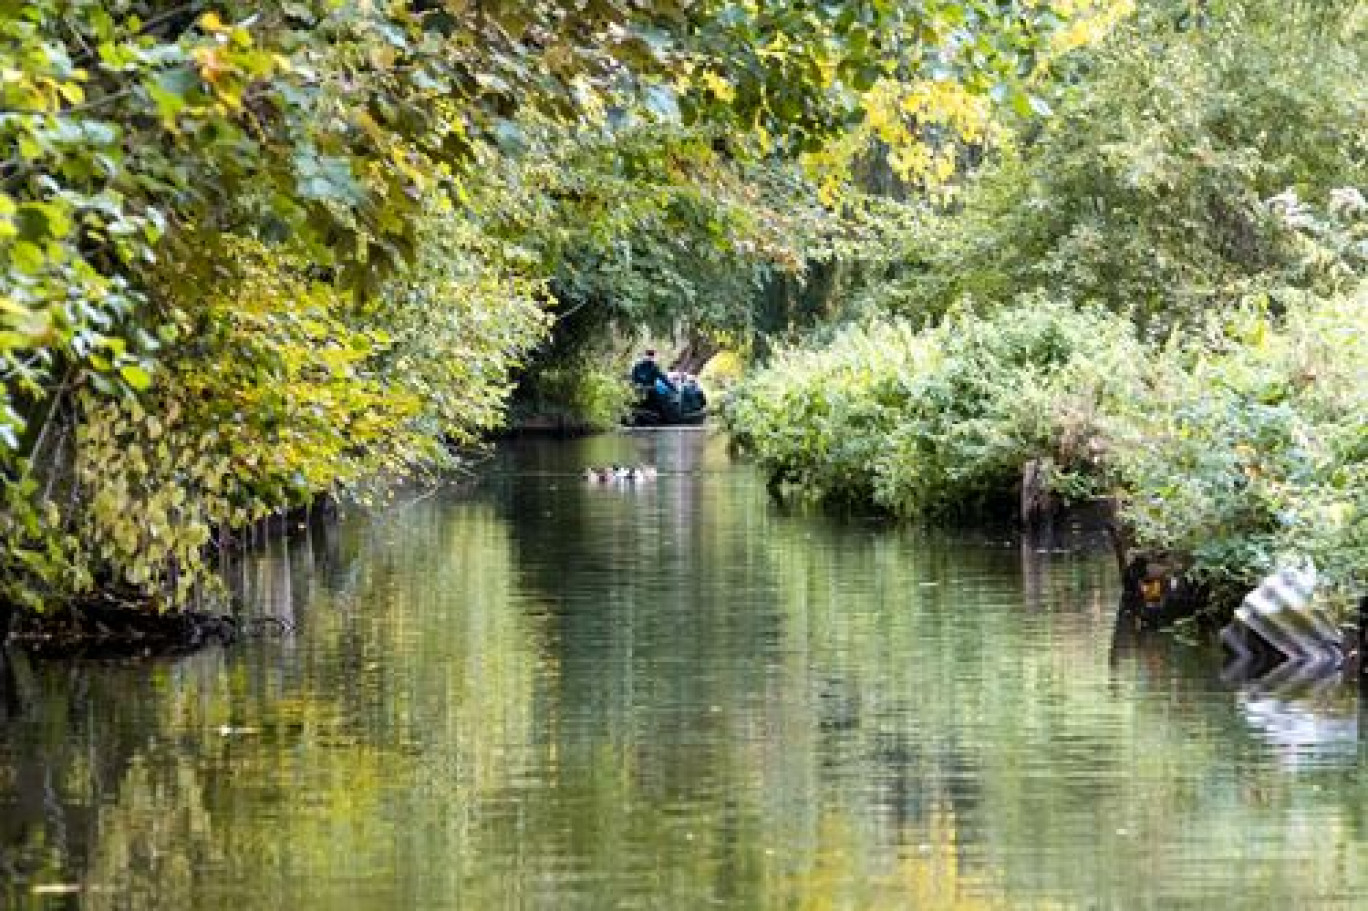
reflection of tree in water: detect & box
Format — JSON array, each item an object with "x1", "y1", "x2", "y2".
[
  {"x1": 0, "y1": 494, "x2": 551, "y2": 909},
  {"x1": 1105, "y1": 603, "x2": 1368, "y2": 898},
  {"x1": 495, "y1": 433, "x2": 790, "y2": 823},
  {"x1": 0, "y1": 647, "x2": 240, "y2": 906},
  {"x1": 494, "y1": 434, "x2": 1017, "y2": 900},
  {"x1": 4, "y1": 443, "x2": 1368, "y2": 908},
  {"x1": 763, "y1": 513, "x2": 1005, "y2": 863},
  {"x1": 221, "y1": 506, "x2": 347, "y2": 625}
]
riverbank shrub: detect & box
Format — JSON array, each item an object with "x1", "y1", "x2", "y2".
[
  {"x1": 727, "y1": 290, "x2": 1367, "y2": 609},
  {"x1": 725, "y1": 301, "x2": 1145, "y2": 514},
  {"x1": 511, "y1": 360, "x2": 635, "y2": 433},
  {"x1": 725, "y1": 319, "x2": 925, "y2": 505},
  {"x1": 726, "y1": 0, "x2": 1368, "y2": 617},
  {"x1": 1108, "y1": 293, "x2": 1368, "y2": 605},
  {"x1": 873, "y1": 300, "x2": 1146, "y2": 516}
]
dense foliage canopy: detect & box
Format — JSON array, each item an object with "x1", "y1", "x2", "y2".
[
  {"x1": 8, "y1": 0, "x2": 1357, "y2": 621},
  {"x1": 846, "y1": 0, "x2": 1367, "y2": 327},
  {"x1": 0, "y1": 0, "x2": 1112, "y2": 616}
]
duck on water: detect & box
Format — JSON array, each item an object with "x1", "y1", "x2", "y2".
[{"x1": 584, "y1": 465, "x2": 659, "y2": 483}]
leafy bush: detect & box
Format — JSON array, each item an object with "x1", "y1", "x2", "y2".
[
  {"x1": 725, "y1": 319, "x2": 925, "y2": 504},
  {"x1": 515, "y1": 360, "x2": 636, "y2": 432},
  {"x1": 728, "y1": 289, "x2": 1367, "y2": 609},
  {"x1": 1108, "y1": 293, "x2": 1368, "y2": 604},
  {"x1": 725, "y1": 300, "x2": 1145, "y2": 514}
]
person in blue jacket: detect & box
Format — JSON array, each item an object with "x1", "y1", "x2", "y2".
[{"x1": 631, "y1": 350, "x2": 676, "y2": 396}]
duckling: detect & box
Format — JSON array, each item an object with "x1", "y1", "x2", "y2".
[
  {"x1": 636, "y1": 464, "x2": 658, "y2": 480},
  {"x1": 583, "y1": 467, "x2": 611, "y2": 483}
]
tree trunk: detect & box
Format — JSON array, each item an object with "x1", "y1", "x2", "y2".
[
  {"x1": 1019, "y1": 458, "x2": 1057, "y2": 527},
  {"x1": 671, "y1": 331, "x2": 720, "y2": 376}
]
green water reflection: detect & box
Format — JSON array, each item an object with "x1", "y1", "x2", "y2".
[{"x1": 2, "y1": 431, "x2": 1365, "y2": 909}]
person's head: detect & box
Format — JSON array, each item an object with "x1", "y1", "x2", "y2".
[{"x1": 644, "y1": 349, "x2": 656, "y2": 361}]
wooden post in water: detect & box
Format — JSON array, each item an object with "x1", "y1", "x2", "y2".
[
  {"x1": 1357, "y1": 593, "x2": 1368, "y2": 755},
  {"x1": 1359, "y1": 596, "x2": 1366, "y2": 756},
  {"x1": 1359, "y1": 595, "x2": 1367, "y2": 680},
  {"x1": 1019, "y1": 457, "x2": 1056, "y2": 529}
]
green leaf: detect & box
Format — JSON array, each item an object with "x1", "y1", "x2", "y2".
[
  {"x1": 120, "y1": 363, "x2": 153, "y2": 390},
  {"x1": 10, "y1": 241, "x2": 45, "y2": 273}
]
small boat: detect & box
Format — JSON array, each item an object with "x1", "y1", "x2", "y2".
[
  {"x1": 627, "y1": 402, "x2": 707, "y2": 427},
  {"x1": 626, "y1": 382, "x2": 708, "y2": 427}
]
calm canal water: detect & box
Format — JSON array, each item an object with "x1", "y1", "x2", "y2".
[{"x1": 2, "y1": 431, "x2": 1365, "y2": 909}]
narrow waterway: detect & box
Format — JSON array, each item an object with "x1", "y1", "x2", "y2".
[{"x1": 2, "y1": 431, "x2": 1364, "y2": 909}]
